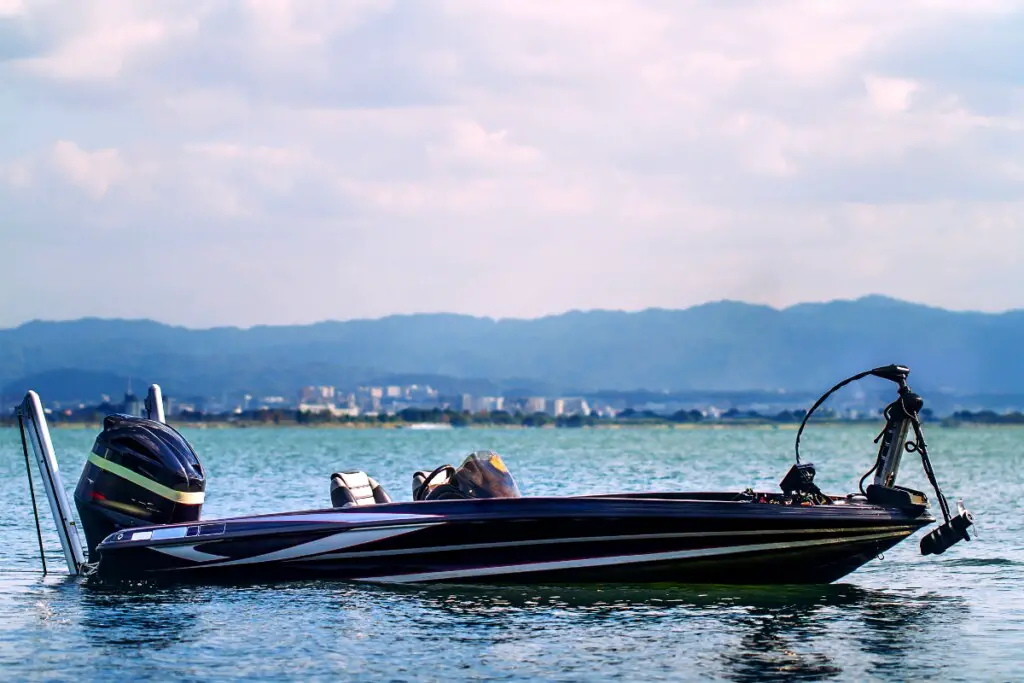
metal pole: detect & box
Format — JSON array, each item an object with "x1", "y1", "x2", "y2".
[
  {"x1": 21, "y1": 391, "x2": 85, "y2": 574},
  {"x1": 145, "y1": 384, "x2": 166, "y2": 423},
  {"x1": 17, "y1": 411, "x2": 48, "y2": 574}
]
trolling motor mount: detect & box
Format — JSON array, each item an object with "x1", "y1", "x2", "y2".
[
  {"x1": 779, "y1": 463, "x2": 820, "y2": 497},
  {"x1": 793, "y1": 364, "x2": 974, "y2": 556}
]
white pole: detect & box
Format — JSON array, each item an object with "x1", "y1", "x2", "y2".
[
  {"x1": 19, "y1": 391, "x2": 86, "y2": 574},
  {"x1": 146, "y1": 384, "x2": 166, "y2": 424}
]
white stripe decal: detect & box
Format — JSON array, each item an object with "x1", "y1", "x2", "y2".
[
  {"x1": 314, "y1": 525, "x2": 920, "y2": 561},
  {"x1": 185, "y1": 523, "x2": 442, "y2": 569},
  {"x1": 152, "y1": 545, "x2": 228, "y2": 562},
  {"x1": 248, "y1": 512, "x2": 442, "y2": 524},
  {"x1": 357, "y1": 530, "x2": 911, "y2": 584}
]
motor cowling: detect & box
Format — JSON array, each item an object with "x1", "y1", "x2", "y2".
[{"x1": 74, "y1": 414, "x2": 205, "y2": 561}]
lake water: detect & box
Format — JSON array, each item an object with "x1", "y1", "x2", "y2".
[{"x1": 0, "y1": 424, "x2": 1021, "y2": 682}]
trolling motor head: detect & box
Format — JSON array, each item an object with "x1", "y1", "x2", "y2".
[
  {"x1": 793, "y1": 364, "x2": 974, "y2": 556},
  {"x1": 74, "y1": 414, "x2": 206, "y2": 561},
  {"x1": 870, "y1": 364, "x2": 911, "y2": 384}
]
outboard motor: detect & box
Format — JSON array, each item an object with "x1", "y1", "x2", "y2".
[{"x1": 74, "y1": 414, "x2": 205, "y2": 561}]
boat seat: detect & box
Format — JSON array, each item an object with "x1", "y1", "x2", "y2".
[{"x1": 330, "y1": 471, "x2": 392, "y2": 507}]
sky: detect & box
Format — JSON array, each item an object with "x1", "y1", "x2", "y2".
[{"x1": 1, "y1": 0, "x2": 1023, "y2": 328}]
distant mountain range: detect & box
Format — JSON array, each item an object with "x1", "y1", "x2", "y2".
[{"x1": 1, "y1": 295, "x2": 1022, "y2": 404}]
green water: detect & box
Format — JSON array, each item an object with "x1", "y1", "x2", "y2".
[{"x1": 1, "y1": 425, "x2": 1021, "y2": 681}]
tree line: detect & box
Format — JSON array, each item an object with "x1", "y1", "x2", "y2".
[{"x1": 7, "y1": 405, "x2": 1023, "y2": 428}]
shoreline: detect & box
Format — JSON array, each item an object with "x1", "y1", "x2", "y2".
[{"x1": 3, "y1": 420, "x2": 1017, "y2": 431}]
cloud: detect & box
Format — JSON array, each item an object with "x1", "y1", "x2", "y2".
[
  {"x1": 0, "y1": 0, "x2": 24, "y2": 17},
  {"x1": 1, "y1": 0, "x2": 1023, "y2": 328},
  {"x1": 48, "y1": 140, "x2": 124, "y2": 197}
]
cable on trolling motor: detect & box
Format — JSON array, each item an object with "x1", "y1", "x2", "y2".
[
  {"x1": 793, "y1": 367, "x2": 883, "y2": 465},
  {"x1": 858, "y1": 403, "x2": 898, "y2": 496}
]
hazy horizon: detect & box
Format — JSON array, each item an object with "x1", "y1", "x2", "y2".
[{"x1": 3, "y1": 2, "x2": 1023, "y2": 328}]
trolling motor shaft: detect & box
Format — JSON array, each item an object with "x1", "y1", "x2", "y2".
[{"x1": 873, "y1": 386, "x2": 917, "y2": 489}]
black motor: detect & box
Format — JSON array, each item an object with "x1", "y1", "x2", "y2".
[{"x1": 74, "y1": 414, "x2": 205, "y2": 561}]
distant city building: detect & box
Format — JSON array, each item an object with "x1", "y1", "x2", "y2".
[
  {"x1": 462, "y1": 396, "x2": 504, "y2": 413},
  {"x1": 298, "y1": 402, "x2": 331, "y2": 415},
  {"x1": 552, "y1": 397, "x2": 590, "y2": 417},
  {"x1": 332, "y1": 404, "x2": 360, "y2": 418},
  {"x1": 298, "y1": 400, "x2": 360, "y2": 417},
  {"x1": 483, "y1": 396, "x2": 504, "y2": 412},
  {"x1": 524, "y1": 397, "x2": 546, "y2": 414},
  {"x1": 123, "y1": 392, "x2": 144, "y2": 417},
  {"x1": 407, "y1": 384, "x2": 438, "y2": 398},
  {"x1": 299, "y1": 385, "x2": 335, "y2": 404}
]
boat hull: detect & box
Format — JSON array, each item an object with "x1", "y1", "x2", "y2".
[{"x1": 92, "y1": 495, "x2": 933, "y2": 585}]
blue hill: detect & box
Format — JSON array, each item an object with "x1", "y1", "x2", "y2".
[{"x1": 1, "y1": 295, "x2": 1021, "y2": 401}]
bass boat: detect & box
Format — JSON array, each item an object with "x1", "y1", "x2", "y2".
[{"x1": 15, "y1": 365, "x2": 973, "y2": 584}]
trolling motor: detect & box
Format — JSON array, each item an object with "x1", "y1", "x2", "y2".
[{"x1": 792, "y1": 364, "x2": 974, "y2": 556}]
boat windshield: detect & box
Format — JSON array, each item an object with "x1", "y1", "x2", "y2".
[{"x1": 452, "y1": 451, "x2": 521, "y2": 499}]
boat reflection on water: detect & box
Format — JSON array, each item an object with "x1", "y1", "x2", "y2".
[
  {"x1": 77, "y1": 583, "x2": 209, "y2": 651},
  {"x1": 8, "y1": 567, "x2": 970, "y2": 681},
  {"x1": 366, "y1": 582, "x2": 969, "y2": 682},
  {"x1": 713, "y1": 586, "x2": 969, "y2": 682}
]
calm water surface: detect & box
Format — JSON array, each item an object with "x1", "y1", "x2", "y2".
[{"x1": 1, "y1": 425, "x2": 1021, "y2": 681}]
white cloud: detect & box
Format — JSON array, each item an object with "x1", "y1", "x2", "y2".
[
  {"x1": 1, "y1": 0, "x2": 1023, "y2": 327},
  {"x1": 863, "y1": 75, "x2": 918, "y2": 113},
  {"x1": 50, "y1": 140, "x2": 125, "y2": 198},
  {"x1": 1, "y1": 159, "x2": 31, "y2": 188},
  {"x1": 10, "y1": 3, "x2": 195, "y2": 81},
  {"x1": 427, "y1": 121, "x2": 542, "y2": 169},
  {"x1": 0, "y1": 0, "x2": 24, "y2": 17}
]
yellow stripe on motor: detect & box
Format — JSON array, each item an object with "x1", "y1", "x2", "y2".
[{"x1": 87, "y1": 453, "x2": 205, "y2": 505}]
